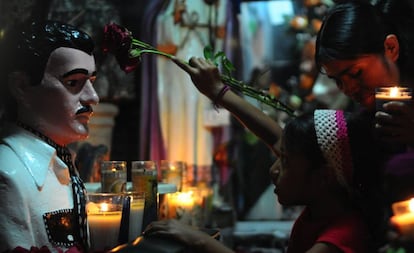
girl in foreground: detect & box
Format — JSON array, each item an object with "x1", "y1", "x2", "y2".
[{"x1": 143, "y1": 58, "x2": 386, "y2": 253}]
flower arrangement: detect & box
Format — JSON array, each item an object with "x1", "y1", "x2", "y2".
[{"x1": 102, "y1": 23, "x2": 295, "y2": 116}]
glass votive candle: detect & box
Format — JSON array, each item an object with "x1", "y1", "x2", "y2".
[
  {"x1": 87, "y1": 192, "x2": 124, "y2": 251},
  {"x1": 159, "y1": 160, "x2": 185, "y2": 192},
  {"x1": 125, "y1": 191, "x2": 146, "y2": 241},
  {"x1": 100, "y1": 161, "x2": 127, "y2": 193},
  {"x1": 131, "y1": 161, "x2": 158, "y2": 231},
  {"x1": 375, "y1": 86, "x2": 412, "y2": 111}
]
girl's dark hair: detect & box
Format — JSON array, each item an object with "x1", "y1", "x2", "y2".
[
  {"x1": 315, "y1": 0, "x2": 392, "y2": 72},
  {"x1": 284, "y1": 110, "x2": 387, "y2": 249},
  {"x1": 376, "y1": 0, "x2": 414, "y2": 84},
  {"x1": 0, "y1": 20, "x2": 95, "y2": 86},
  {"x1": 283, "y1": 113, "x2": 324, "y2": 171}
]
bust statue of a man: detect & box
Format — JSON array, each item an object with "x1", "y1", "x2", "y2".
[{"x1": 0, "y1": 20, "x2": 99, "y2": 252}]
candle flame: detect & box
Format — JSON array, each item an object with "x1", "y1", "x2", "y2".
[
  {"x1": 100, "y1": 203, "x2": 109, "y2": 212},
  {"x1": 390, "y1": 87, "x2": 400, "y2": 97},
  {"x1": 409, "y1": 198, "x2": 414, "y2": 213},
  {"x1": 176, "y1": 191, "x2": 194, "y2": 206}
]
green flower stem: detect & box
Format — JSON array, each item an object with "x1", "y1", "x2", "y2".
[
  {"x1": 220, "y1": 76, "x2": 295, "y2": 116},
  {"x1": 132, "y1": 49, "x2": 174, "y2": 59},
  {"x1": 130, "y1": 39, "x2": 295, "y2": 116},
  {"x1": 132, "y1": 39, "x2": 158, "y2": 50}
]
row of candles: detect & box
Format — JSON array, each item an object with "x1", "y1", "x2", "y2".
[
  {"x1": 86, "y1": 160, "x2": 212, "y2": 250},
  {"x1": 87, "y1": 159, "x2": 152, "y2": 250}
]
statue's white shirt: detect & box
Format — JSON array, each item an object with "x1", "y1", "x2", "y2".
[{"x1": 0, "y1": 124, "x2": 77, "y2": 252}]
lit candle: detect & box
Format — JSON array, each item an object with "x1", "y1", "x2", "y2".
[
  {"x1": 87, "y1": 194, "x2": 123, "y2": 250},
  {"x1": 175, "y1": 191, "x2": 195, "y2": 208},
  {"x1": 390, "y1": 198, "x2": 414, "y2": 238},
  {"x1": 375, "y1": 86, "x2": 412, "y2": 110},
  {"x1": 168, "y1": 191, "x2": 195, "y2": 225}
]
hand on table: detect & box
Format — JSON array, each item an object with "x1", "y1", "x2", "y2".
[{"x1": 143, "y1": 219, "x2": 210, "y2": 247}]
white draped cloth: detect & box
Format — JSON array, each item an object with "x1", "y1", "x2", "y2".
[{"x1": 156, "y1": 0, "x2": 228, "y2": 168}]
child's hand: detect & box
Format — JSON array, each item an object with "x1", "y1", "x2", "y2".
[
  {"x1": 143, "y1": 219, "x2": 210, "y2": 247},
  {"x1": 171, "y1": 56, "x2": 226, "y2": 101}
]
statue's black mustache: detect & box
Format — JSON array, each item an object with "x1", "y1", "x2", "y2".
[{"x1": 76, "y1": 105, "x2": 93, "y2": 114}]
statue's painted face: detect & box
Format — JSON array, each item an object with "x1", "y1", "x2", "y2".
[{"x1": 21, "y1": 47, "x2": 99, "y2": 145}]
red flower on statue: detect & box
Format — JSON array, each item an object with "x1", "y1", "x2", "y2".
[{"x1": 102, "y1": 23, "x2": 140, "y2": 73}]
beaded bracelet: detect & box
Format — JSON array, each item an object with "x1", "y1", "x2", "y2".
[{"x1": 213, "y1": 85, "x2": 230, "y2": 110}]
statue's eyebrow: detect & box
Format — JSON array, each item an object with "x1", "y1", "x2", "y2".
[{"x1": 61, "y1": 69, "x2": 96, "y2": 78}]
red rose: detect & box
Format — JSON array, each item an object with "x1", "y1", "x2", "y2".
[
  {"x1": 102, "y1": 23, "x2": 132, "y2": 53},
  {"x1": 102, "y1": 23, "x2": 139, "y2": 73}
]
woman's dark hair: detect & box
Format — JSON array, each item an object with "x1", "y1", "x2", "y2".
[
  {"x1": 284, "y1": 110, "x2": 387, "y2": 249},
  {"x1": 376, "y1": 0, "x2": 414, "y2": 84},
  {"x1": 315, "y1": 0, "x2": 392, "y2": 72},
  {"x1": 0, "y1": 20, "x2": 95, "y2": 86}
]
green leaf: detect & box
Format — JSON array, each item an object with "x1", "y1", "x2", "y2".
[
  {"x1": 213, "y1": 51, "x2": 225, "y2": 60},
  {"x1": 203, "y1": 45, "x2": 214, "y2": 61},
  {"x1": 212, "y1": 51, "x2": 225, "y2": 67},
  {"x1": 222, "y1": 57, "x2": 235, "y2": 76}
]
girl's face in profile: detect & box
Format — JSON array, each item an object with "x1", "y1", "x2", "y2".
[{"x1": 270, "y1": 137, "x2": 319, "y2": 206}]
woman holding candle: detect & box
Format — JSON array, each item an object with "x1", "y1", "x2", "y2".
[
  {"x1": 144, "y1": 56, "x2": 387, "y2": 252},
  {"x1": 315, "y1": 0, "x2": 414, "y2": 146},
  {"x1": 316, "y1": 1, "x2": 414, "y2": 248}
]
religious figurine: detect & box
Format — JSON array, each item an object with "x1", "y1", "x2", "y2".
[{"x1": 0, "y1": 20, "x2": 99, "y2": 252}]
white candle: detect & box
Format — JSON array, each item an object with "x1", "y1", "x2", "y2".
[
  {"x1": 87, "y1": 202, "x2": 122, "y2": 250},
  {"x1": 128, "y1": 197, "x2": 145, "y2": 241}
]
